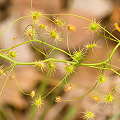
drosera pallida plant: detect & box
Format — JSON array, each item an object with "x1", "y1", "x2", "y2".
[{"x1": 1, "y1": 0, "x2": 120, "y2": 119}]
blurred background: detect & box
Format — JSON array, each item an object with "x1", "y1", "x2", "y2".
[{"x1": 0, "y1": 0, "x2": 120, "y2": 120}]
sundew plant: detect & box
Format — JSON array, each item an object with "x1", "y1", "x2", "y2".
[{"x1": 0, "y1": 0, "x2": 120, "y2": 119}]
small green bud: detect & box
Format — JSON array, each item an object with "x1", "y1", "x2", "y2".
[
  {"x1": 105, "y1": 94, "x2": 114, "y2": 103},
  {"x1": 51, "y1": 31, "x2": 57, "y2": 39},
  {"x1": 74, "y1": 52, "x2": 82, "y2": 61},
  {"x1": 89, "y1": 23, "x2": 98, "y2": 31},
  {"x1": 86, "y1": 44, "x2": 96, "y2": 49},
  {"x1": 36, "y1": 99, "x2": 42, "y2": 105},
  {"x1": 39, "y1": 24, "x2": 46, "y2": 29},
  {"x1": 9, "y1": 51, "x2": 16, "y2": 58},
  {"x1": 87, "y1": 112, "x2": 94, "y2": 118},
  {"x1": 98, "y1": 76, "x2": 106, "y2": 83},
  {"x1": 83, "y1": 110, "x2": 95, "y2": 120},
  {"x1": 48, "y1": 62, "x2": 55, "y2": 69},
  {"x1": 32, "y1": 96, "x2": 43, "y2": 108},
  {"x1": 65, "y1": 65, "x2": 74, "y2": 74},
  {"x1": 57, "y1": 20, "x2": 63, "y2": 26}
]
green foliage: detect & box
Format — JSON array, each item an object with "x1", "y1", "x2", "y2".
[{"x1": 0, "y1": 1, "x2": 120, "y2": 119}]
